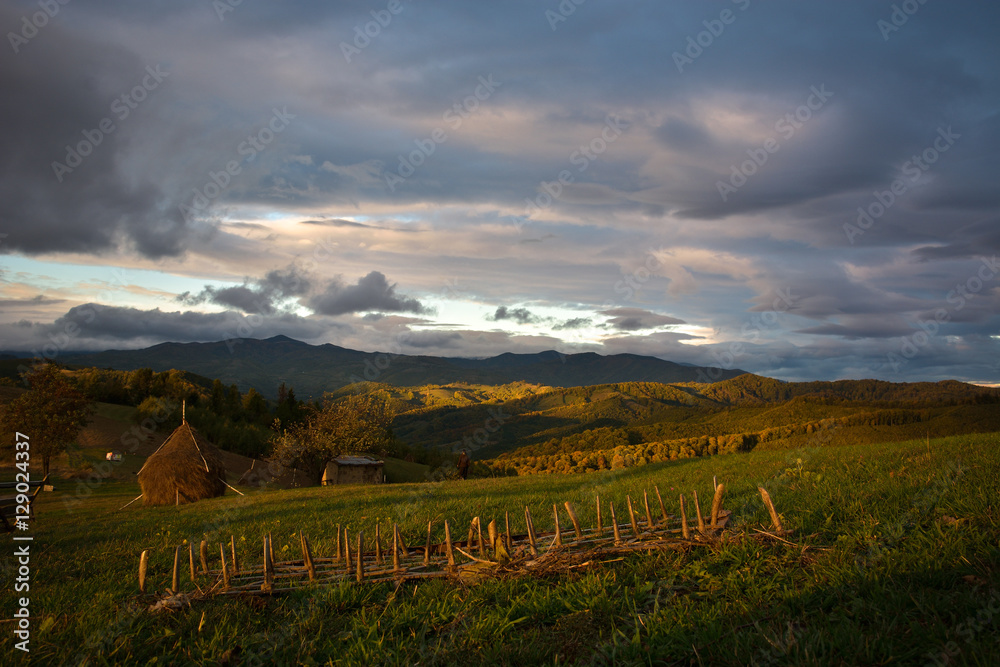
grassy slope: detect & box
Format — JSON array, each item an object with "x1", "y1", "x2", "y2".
[
  {"x1": 382, "y1": 456, "x2": 430, "y2": 483},
  {"x1": 379, "y1": 378, "x2": 1000, "y2": 460},
  {"x1": 5, "y1": 432, "x2": 999, "y2": 665}
]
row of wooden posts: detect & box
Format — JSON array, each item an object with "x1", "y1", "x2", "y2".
[{"x1": 139, "y1": 483, "x2": 785, "y2": 596}]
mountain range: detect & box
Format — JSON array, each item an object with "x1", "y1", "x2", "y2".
[{"x1": 47, "y1": 335, "x2": 748, "y2": 399}]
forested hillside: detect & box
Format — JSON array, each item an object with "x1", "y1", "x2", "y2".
[{"x1": 349, "y1": 375, "x2": 1000, "y2": 474}]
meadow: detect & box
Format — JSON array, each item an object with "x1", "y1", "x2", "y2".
[{"x1": 5, "y1": 431, "x2": 999, "y2": 665}]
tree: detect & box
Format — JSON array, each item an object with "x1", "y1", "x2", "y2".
[
  {"x1": 242, "y1": 387, "x2": 268, "y2": 422},
  {"x1": 1, "y1": 364, "x2": 93, "y2": 477},
  {"x1": 210, "y1": 379, "x2": 226, "y2": 413},
  {"x1": 270, "y1": 392, "x2": 393, "y2": 484},
  {"x1": 275, "y1": 386, "x2": 306, "y2": 427}
]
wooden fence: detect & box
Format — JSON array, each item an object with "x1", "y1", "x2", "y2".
[{"x1": 138, "y1": 483, "x2": 786, "y2": 598}]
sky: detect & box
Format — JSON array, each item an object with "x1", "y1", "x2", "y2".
[{"x1": 1, "y1": 0, "x2": 998, "y2": 384}]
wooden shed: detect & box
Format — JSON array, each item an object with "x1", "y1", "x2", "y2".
[{"x1": 322, "y1": 455, "x2": 384, "y2": 485}]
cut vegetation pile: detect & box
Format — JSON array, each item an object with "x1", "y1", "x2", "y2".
[{"x1": 138, "y1": 480, "x2": 759, "y2": 600}]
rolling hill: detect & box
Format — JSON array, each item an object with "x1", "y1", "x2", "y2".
[{"x1": 43, "y1": 335, "x2": 748, "y2": 398}]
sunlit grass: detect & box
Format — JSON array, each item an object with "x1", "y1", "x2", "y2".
[{"x1": 7, "y1": 432, "x2": 999, "y2": 665}]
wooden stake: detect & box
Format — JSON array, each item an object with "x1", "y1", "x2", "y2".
[
  {"x1": 188, "y1": 543, "x2": 196, "y2": 582},
  {"x1": 335, "y1": 523, "x2": 341, "y2": 562},
  {"x1": 444, "y1": 521, "x2": 456, "y2": 573},
  {"x1": 392, "y1": 524, "x2": 401, "y2": 573},
  {"x1": 643, "y1": 491, "x2": 655, "y2": 529},
  {"x1": 654, "y1": 486, "x2": 667, "y2": 523},
  {"x1": 200, "y1": 540, "x2": 209, "y2": 574},
  {"x1": 693, "y1": 490, "x2": 705, "y2": 534},
  {"x1": 219, "y1": 544, "x2": 229, "y2": 588},
  {"x1": 171, "y1": 545, "x2": 180, "y2": 593},
  {"x1": 552, "y1": 503, "x2": 563, "y2": 546},
  {"x1": 356, "y1": 532, "x2": 364, "y2": 582},
  {"x1": 344, "y1": 526, "x2": 351, "y2": 573},
  {"x1": 175, "y1": 488, "x2": 179, "y2": 506},
  {"x1": 758, "y1": 487, "x2": 783, "y2": 532},
  {"x1": 263, "y1": 535, "x2": 274, "y2": 591},
  {"x1": 473, "y1": 517, "x2": 484, "y2": 557},
  {"x1": 713, "y1": 475, "x2": 717, "y2": 492},
  {"x1": 596, "y1": 495, "x2": 602, "y2": 535},
  {"x1": 118, "y1": 493, "x2": 143, "y2": 511},
  {"x1": 230, "y1": 535, "x2": 239, "y2": 575},
  {"x1": 424, "y1": 521, "x2": 433, "y2": 566},
  {"x1": 626, "y1": 496, "x2": 640, "y2": 538},
  {"x1": 138, "y1": 550, "x2": 148, "y2": 593},
  {"x1": 679, "y1": 494, "x2": 689, "y2": 539},
  {"x1": 564, "y1": 502, "x2": 582, "y2": 540},
  {"x1": 524, "y1": 506, "x2": 538, "y2": 555},
  {"x1": 267, "y1": 533, "x2": 274, "y2": 569},
  {"x1": 710, "y1": 484, "x2": 725, "y2": 529},
  {"x1": 375, "y1": 523, "x2": 383, "y2": 565},
  {"x1": 487, "y1": 519, "x2": 498, "y2": 553},
  {"x1": 504, "y1": 511, "x2": 512, "y2": 552},
  {"x1": 303, "y1": 535, "x2": 316, "y2": 583},
  {"x1": 397, "y1": 528, "x2": 409, "y2": 559},
  {"x1": 610, "y1": 502, "x2": 621, "y2": 545}
]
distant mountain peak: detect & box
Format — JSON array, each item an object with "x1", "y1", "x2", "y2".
[{"x1": 60, "y1": 337, "x2": 750, "y2": 399}]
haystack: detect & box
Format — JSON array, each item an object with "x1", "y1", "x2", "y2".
[{"x1": 137, "y1": 420, "x2": 227, "y2": 505}]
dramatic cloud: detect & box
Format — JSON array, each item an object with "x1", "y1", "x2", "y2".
[
  {"x1": 178, "y1": 265, "x2": 312, "y2": 313},
  {"x1": 601, "y1": 308, "x2": 686, "y2": 332},
  {"x1": 553, "y1": 317, "x2": 591, "y2": 330},
  {"x1": 490, "y1": 306, "x2": 541, "y2": 325},
  {"x1": 1, "y1": 0, "x2": 998, "y2": 382},
  {"x1": 308, "y1": 271, "x2": 427, "y2": 316}
]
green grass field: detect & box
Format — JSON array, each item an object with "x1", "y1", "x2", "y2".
[{"x1": 5, "y1": 432, "x2": 1000, "y2": 665}]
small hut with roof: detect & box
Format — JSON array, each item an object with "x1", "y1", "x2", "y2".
[{"x1": 137, "y1": 416, "x2": 227, "y2": 506}]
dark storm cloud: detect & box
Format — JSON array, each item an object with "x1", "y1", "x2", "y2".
[
  {"x1": 401, "y1": 331, "x2": 462, "y2": 349},
  {"x1": 178, "y1": 266, "x2": 311, "y2": 313},
  {"x1": 44, "y1": 303, "x2": 330, "y2": 345},
  {"x1": 0, "y1": 6, "x2": 188, "y2": 258},
  {"x1": 553, "y1": 317, "x2": 591, "y2": 330},
  {"x1": 601, "y1": 308, "x2": 685, "y2": 332},
  {"x1": 308, "y1": 271, "x2": 426, "y2": 316},
  {"x1": 490, "y1": 306, "x2": 540, "y2": 325}
]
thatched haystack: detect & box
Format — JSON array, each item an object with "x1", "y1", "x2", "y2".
[{"x1": 137, "y1": 421, "x2": 227, "y2": 505}]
